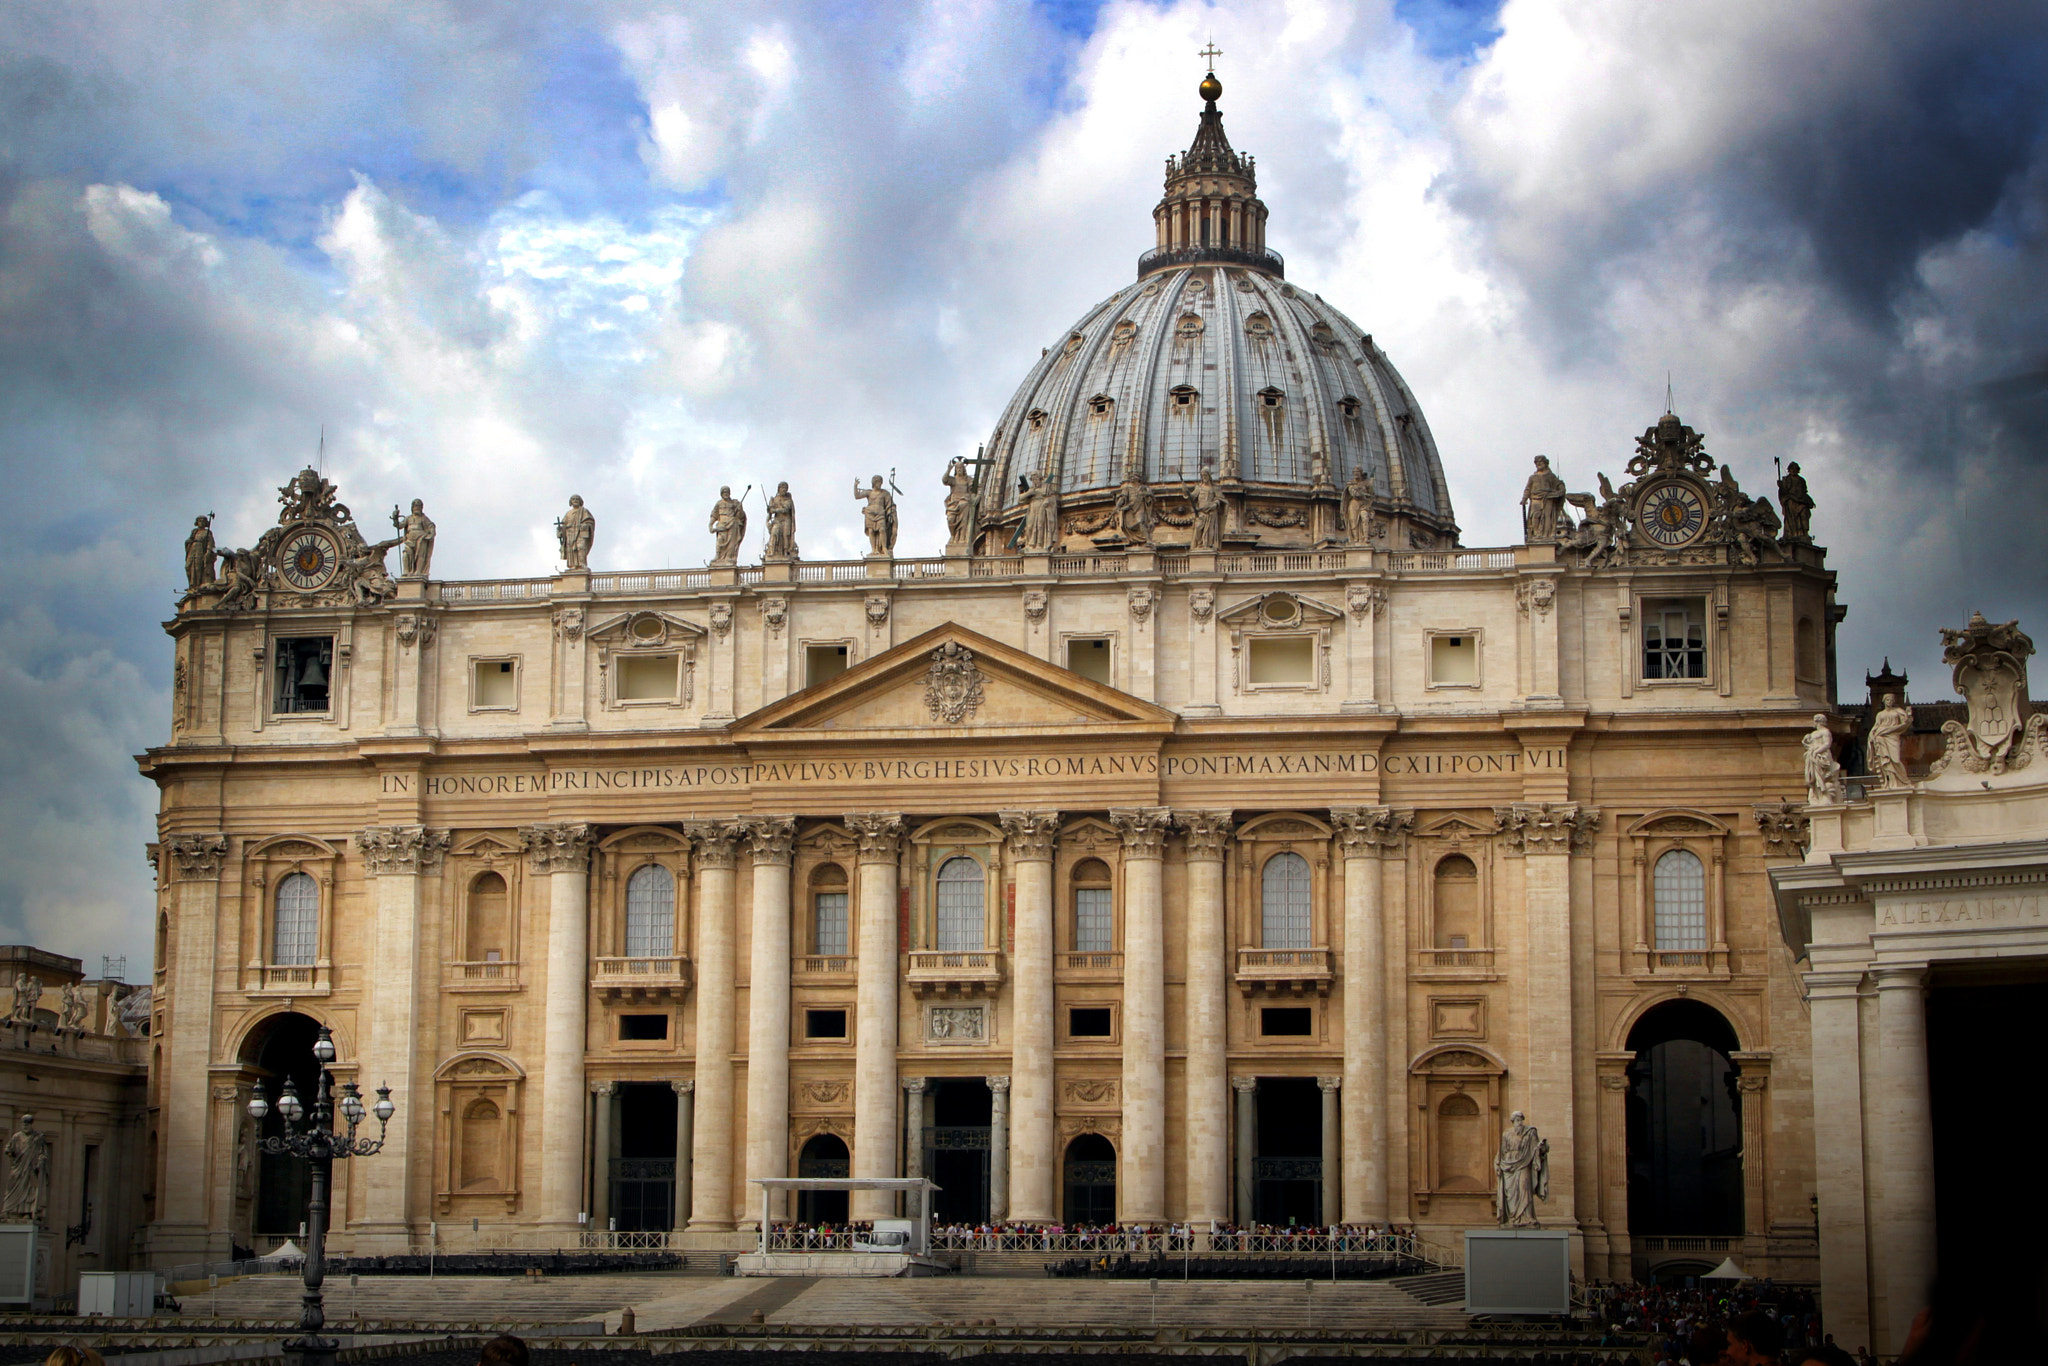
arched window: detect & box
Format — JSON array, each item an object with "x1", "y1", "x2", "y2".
[
  {"x1": 935, "y1": 857, "x2": 985, "y2": 952},
  {"x1": 1260, "y1": 852, "x2": 1312, "y2": 950},
  {"x1": 811, "y1": 864, "x2": 849, "y2": 958},
  {"x1": 1653, "y1": 849, "x2": 1707, "y2": 951},
  {"x1": 273, "y1": 872, "x2": 319, "y2": 966},
  {"x1": 1072, "y1": 858, "x2": 1113, "y2": 954},
  {"x1": 1433, "y1": 854, "x2": 1480, "y2": 950},
  {"x1": 625, "y1": 864, "x2": 675, "y2": 958},
  {"x1": 466, "y1": 871, "x2": 509, "y2": 962}
]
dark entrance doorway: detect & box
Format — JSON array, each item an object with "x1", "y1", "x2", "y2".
[
  {"x1": 610, "y1": 1083, "x2": 676, "y2": 1232},
  {"x1": 1253, "y1": 1076, "x2": 1323, "y2": 1225},
  {"x1": 245, "y1": 1012, "x2": 322, "y2": 1239},
  {"x1": 1626, "y1": 1000, "x2": 1743, "y2": 1236},
  {"x1": 796, "y1": 1134, "x2": 851, "y2": 1223},
  {"x1": 1063, "y1": 1133, "x2": 1116, "y2": 1224},
  {"x1": 923, "y1": 1078, "x2": 991, "y2": 1223}
]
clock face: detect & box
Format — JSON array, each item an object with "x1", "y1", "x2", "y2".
[
  {"x1": 1637, "y1": 479, "x2": 1708, "y2": 547},
  {"x1": 280, "y1": 528, "x2": 341, "y2": 590}
]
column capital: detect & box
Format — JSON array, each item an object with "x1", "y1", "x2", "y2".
[
  {"x1": 1317, "y1": 1075, "x2": 1341, "y2": 1093},
  {"x1": 1801, "y1": 968, "x2": 1868, "y2": 1000},
  {"x1": 1329, "y1": 806, "x2": 1414, "y2": 855},
  {"x1": 739, "y1": 815, "x2": 799, "y2": 866},
  {"x1": 671, "y1": 1079, "x2": 695, "y2": 1096},
  {"x1": 1174, "y1": 809, "x2": 1235, "y2": 861},
  {"x1": 1492, "y1": 802, "x2": 1600, "y2": 855},
  {"x1": 590, "y1": 1080, "x2": 616, "y2": 1097},
  {"x1": 844, "y1": 812, "x2": 906, "y2": 863},
  {"x1": 354, "y1": 825, "x2": 452, "y2": 876},
  {"x1": 163, "y1": 832, "x2": 230, "y2": 881},
  {"x1": 683, "y1": 820, "x2": 740, "y2": 869},
  {"x1": 1231, "y1": 1076, "x2": 1258, "y2": 1095},
  {"x1": 1872, "y1": 963, "x2": 1930, "y2": 991},
  {"x1": 902, "y1": 1077, "x2": 928, "y2": 1095},
  {"x1": 998, "y1": 810, "x2": 1060, "y2": 862},
  {"x1": 985, "y1": 1075, "x2": 1011, "y2": 1093},
  {"x1": 1110, "y1": 807, "x2": 1173, "y2": 859},
  {"x1": 521, "y1": 822, "x2": 594, "y2": 873}
]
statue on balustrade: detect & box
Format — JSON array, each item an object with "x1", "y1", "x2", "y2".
[
  {"x1": 1189, "y1": 467, "x2": 1224, "y2": 551},
  {"x1": 1019, "y1": 473, "x2": 1062, "y2": 553},
  {"x1": 942, "y1": 458, "x2": 976, "y2": 553},
  {"x1": 1520, "y1": 456, "x2": 1568, "y2": 544},
  {"x1": 708, "y1": 486, "x2": 748, "y2": 565},
  {"x1": 765, "y1": 482, "x2": 799, "y2": 560},
  {"x1": 1494, "y1": 1111, "x2": 1549, "y2": 1228},
  {"x1": 1804, "y1": 714, "x2": 1845, "y2": 804},
  {"x1": 1114, "y1": 468, "x2": 1155, "y2": 544},
  {"x1": 1866, "y1": 693, "x2": 1912, "y2": 790},
  {"x1": 183, "y1": 515, "x2": 217, "y2": 591},
  {"x1": 1778, "y1": 460, "x2": 1815, "y2": 543},
  {"x1": 8, "y1": 973, "x2": 38, "y2": 1025},
  {"x1": 392, "y1": 499, "x2": 436, "y2": 578},
  {"x1": 1343, "y1": 465, "x2": 1374, "y2": 546},
  {"x1": 557, "y1": 495, "x2": 595, "y2": 571},
  {"x1": 854, "y1": 475, "x2": 898, "y2": 555}
]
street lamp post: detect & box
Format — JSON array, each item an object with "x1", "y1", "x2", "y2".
[{"x1": 247, "y1": 1026, "x2": 395, "y2": 1366}]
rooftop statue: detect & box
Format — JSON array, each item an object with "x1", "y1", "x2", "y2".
[
  {"x1": 1019, "y1": 473, "x2": 1062, "y2": 553},
  {"x1": 1343, "y1": 466, "x2": 1375, "y2": 546},
  {"x1": 709, "y1": 485, "x2": 748, "y2": 566},
  {"x1": 1113, "y1": 468, "x2": 1155, "y2": 544},
  {"x1": 558, "y1": 495, "x2": 594, "y2": 571},
  {"x1": 2, "y1": 1113, "x2": 49, "y2": 1224},
  {"x1": 765, "y1": 482, "x2": 799, "y2": 561},
  {"x1": 1187, "y1": 467, "x2": 1225, "y2": 551},
  {"x1": 393, "y1": 499, "x2": 436, "y2": 578},
  {"x1": 1520, "y1": 456, "x2": 1567, "y2": 544},
  {"x1": 942, "y1": 458, "x2": 976, "y2": 554},
  {"x1": 853, "y1": 475, "x2": 898, "y2": 556},
  {"x1": 1803, "y1": 714, "x2": 1845, "y2": 804},
  {"x1": 1564, "y1": 474, "x2": 1629, "y2": 570},
  {"x1": 184, "y1": 515, "x2": 217, "y2": 592},
  {"x1": 1778, "y1": 460, "x2": 1815, "y2": 543},
  {"x1": 8, "y1": 972, "x2": 37, "y2": 1024},
  {"x1": 1867, "y1": 693, "x2": 1912, "y2": 790}
]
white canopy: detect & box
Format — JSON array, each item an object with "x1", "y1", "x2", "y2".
[
  {"x1": 1701, "y1": 1256, "x2": 1750, "y2": 1280},
  {"x1": 261, "y1": 1239, "x2": 303, "y2": 1260}
]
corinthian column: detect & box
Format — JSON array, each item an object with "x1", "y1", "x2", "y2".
[
  {"x1": 741, "y1": 816, "x2": 798, "y2": 1226},
  {"x1": 1176, "y1": 810, "x2": 1234, "y2": 1225},
  {"x1": 998, "y1": 809, "x2": 1059, "y2": 1222},
  {"x1": 685, "y1": 821, "x2": 739, "y2": 1230},
  {"x1": 987, "y1": 1076, "x2": 1012, "y2": 1220},
  {"x1": 1111, "y1": 806, "x2": 1172, "y2": 1224},
  {"x1": 520, "y1": 822, "x2": 594, "y2": 1231},
  {"x1": 1329, "y1": 806, "x2": 1411, "y2": 1225},
  {"x1": 1875, "y1": 965, "x2": 1936, "y2": 1354},
  {"x1": 352, "y1": 824, "x2": 451, "y2": 1250},
  {"x1": 846, "y1": 812, "x2": 905, "y2": 1220}
]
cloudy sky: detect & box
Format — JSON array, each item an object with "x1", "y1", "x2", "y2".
[{"x1": 3, "y1": 0, "x2": 2046, "y2": 969}]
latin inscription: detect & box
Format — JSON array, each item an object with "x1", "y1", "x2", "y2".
[{"x1": 1878, "y1": 896, "x2": 2047, "y2": 928}]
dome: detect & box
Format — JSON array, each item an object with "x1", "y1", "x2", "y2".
[{"x1": 972, "y1": 84, "x2": 1456, "y2": 555}]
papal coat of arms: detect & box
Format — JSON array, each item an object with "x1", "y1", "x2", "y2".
[{"x1": 924, "y1": 641, "x2": 985, "y2": 724}]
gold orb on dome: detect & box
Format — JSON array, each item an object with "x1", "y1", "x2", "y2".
[{"x1": 1199, "y1": 73, "x2": 1222, "y2": 102}]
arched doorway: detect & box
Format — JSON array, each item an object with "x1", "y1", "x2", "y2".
[
  {"x1": 796, "y1": 1134, "x2": 850, "y2": 1224},
  {"x1": 242, "y1": 1011, "x2": 324, "y2": 1240},
  {"x1": 1626, "y1": 999, "x2": 1743, "y2": 1237},
  {"x1": 1062, "y1": 1133, "x2": 1116, "y2": 1225}
]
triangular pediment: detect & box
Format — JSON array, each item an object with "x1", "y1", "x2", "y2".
[{"x1": 732, "y1": 624, "x2": 1177, "y2": 738}]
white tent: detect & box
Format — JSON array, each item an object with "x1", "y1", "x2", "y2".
[
  {"x1": 1701, "y1": 1256, "x2": 1749, "y2": 1280},
  {"x1": 260, "y1": 1239, "x2": 302, "y2": 1260}
]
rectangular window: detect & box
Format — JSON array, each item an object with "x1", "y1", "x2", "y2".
[
  {"x1": 618, "y1": 1013, "x2": 669, "y2": 1041},
  {"x1": 1643, "y1": 599, "x2": 1708, "y2": 680},
  {"x1": 813, "y1": 892, "x2": 849, "y2": 957},
  {"x1": 1074, "y1": 887, "x2": 1113, "y2": 953},
  {"x1": 1068, "y1": 1007, "x2": 1113, "y2": 1038},
  {"x1": 1429, "y1": 634, "x2": 1479, "y2": 686},
  {"x1": 616, "y1": 653, "x2": 679, "y2": 701},
  {"x1": 1261, "y1": 1006, "x2": 1313, "y2": 1037},
  {"x1": 273, "y1": 636, "x2": 334, "y2": 714},
  {"x1": 472, "y1": 658, "x2": 517, "y2": 709},
  {"x1": 805, "y1": 1008, "x2": 848, "y2": 1039},
  {"x1": 1066, "y1": 637, "x2": 1112, "y2": 684},
  {"x1": 1247, "y1": 635, "x2": 1315, "y2": 685},
  {"x1": 806, "y1": 643, "x2": 849, "y2": 687}
]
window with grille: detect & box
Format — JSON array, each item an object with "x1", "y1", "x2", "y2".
[
  {"x1": 813, "y1": 891, "x2": 849, "y2": 957},
  {"x1": 935, "y1": 857, "x2": 985, "y2": 952},
  {"x1": 1260, "y1": 851, "x2": 1312, "y2": 949},
  {"x1": 1643, "y1": 599, "x2": 1707, "y2": 680},
  {"x1": 1652, "y1": 849, "x2": 1708, "y2": 950},
  {"x1": 1074, "y1": 888, "x2": 1112, "y2": 953},
  {"x1": 624, "y1": 864, "x2": 675, "y2": 957},
  {"x1": 273, "y1": 872, "x2": 319, "y2": 966}
]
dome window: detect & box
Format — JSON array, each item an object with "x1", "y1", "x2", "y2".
[
  {"x1": 1170, "y1": 385, "x2": 1199, "y2": 410},
  {"x1": 1258, "y1": 387, "x2": 1285, "y2": 409},
  {"x1": 1027, "y1": 409, "x2": 1049, "y2": 431},
  {"x1": 1110, "y1": 320, "x2": 1138, "y2": 347},
  {"x1": 1175, "y1": 313, "x2": 1205, "y2": 339},
  {"x1": 1088, "y1": 394, "x2": 1114, "y2": 417},
  {"x1": 1245, "y1": 311, "x2": 1274, "y2": 338},
  {"x1": 1337, "y1": 396, "x2": 1362, "y2": 420}
]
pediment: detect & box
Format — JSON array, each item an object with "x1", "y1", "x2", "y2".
[
  {"x1": 1216, "y1": 591, "x2": 1343, "y2": 629},
  {"x1": 1419, "y1": 813, "x2": 1495, "y2": 840},
  {"x1": 733, "y1": 624, "x2": 1178, "y2": 737},
  {"x1": 587, "y1": 610, "x2": 707, "y2": 651},
  {"x1": 1624, "y1": 809, "x2": 1729, "y2": 837}
]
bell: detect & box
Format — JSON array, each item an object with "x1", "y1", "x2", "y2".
[{"x1": 298, "y1": 653, "x2": 327, "y2": 689}]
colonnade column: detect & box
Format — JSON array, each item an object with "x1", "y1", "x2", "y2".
[
  {"x1": 670, "y1": 1080, "x2": 694, "y2": 1234},
  {"x1": 1176, "y1": 810, "x2": 1234, "y2": 1225},
  {"x1": 1318, "y1": 1076, "x2": 1342, "y2": 1228},
  {"x1": 987, "y1": 1076, "x2": 1012, "y2": 1221},
  {"x1": 523, "y1": 822, "x2": 594, "y2": 1231},
  {"x1": 1111, "y1": 807, "x2": 1172, "y2": 1225},
  {"x1": 903, "y1": 1078, "x2": 928, "y2": 1179},
  {"x1": 1330, "y1": 807, "x2": 1410, "y2": 1226},
  {"x1": 352, "y1": 825, "x2": 449, "y2": 1250},
  {"x1": 999, "y1": 810, "x2": 1060, "y2": 1222},
  {"x1": 684, "y1": 821, "x2": 739, "y2": 1230},
  {"x1": 1876, "y1": 965, "x2": 1936, "y2": 1354},
  {"x1": 1803, "y1": 970, "x2": 1872, "y2": 1354},
  {"x1": 741, "y1": 816, "x2": 798, "y2": 1227},
  {"x1": 590, "y1": 1081, "x2": 615, "y2": 1231},
  {"x1": 1232, "y1": 1077, "x2": 1257, "y2": 1223},
  {"x1": 847, "y1": 813, "x2": 906, "y2": 1221}
]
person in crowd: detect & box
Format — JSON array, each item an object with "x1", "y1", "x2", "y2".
[
  {"x1": 1721, "y1": 1309, "x2": 1785, "y2": 1365},
  {"x1": 477, "y1": 1334, "x2": 529, "y2": 1366}
]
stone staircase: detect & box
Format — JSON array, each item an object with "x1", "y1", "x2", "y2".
[
  {"x1": 177, "y1": 1271, "x2": 697, "y2": 1328},
  {"x1": 1392, "y1": 1269, "x2": 1467, "y2": 1306}
]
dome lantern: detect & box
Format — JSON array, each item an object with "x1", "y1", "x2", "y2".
[{"x1": 1141, "y1": 64, "x2": 1278, "y2": 281}]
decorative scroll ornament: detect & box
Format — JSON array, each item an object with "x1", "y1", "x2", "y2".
[
  {"x1": 865, "y1": 594, "x2": 891, "y2": 627},
  {"x1": 761, "y1": 596, "x2": 788, "y2": 637},
  {"x1": 1753, "y1": 802, "x2": 1811, "y2": 857},
  {"x1": 924, "y1": 642, "x2": 986, "y2": 724},
  {"x1": 1930, "y1": 612, "x2": 2044, "y2": 777},
  {"x1": 1492, "y1": 803, "x2": 1600, "y2": 855},
  {"x1": 1022, "y1": 588, "x2": 1048, "y2": 623},
  {"x1": 520, "y1": 822, "x2": 594, "y2": 873},
  {"x1": 164, "y1": 833, "x2": 230, "y2": 879},
  {"x1": 1127, "y1": 585, "x2": 1155, "y2": 622},
  {"x1": 709, "y1": 602, "x2": 733, "y2": 639},
  {"x1": 354, "y1": 825, "x2": 452, "y2": 876},
  {"x1": 394, "y1": 613, "x2": 437, "y2": 649}
]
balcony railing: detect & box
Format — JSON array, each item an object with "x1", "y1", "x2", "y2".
[
  {"x1": 247, "y1": 962, "x2": 328, "y2": 995},
  {"x1": 439, "y1": 578, "x2": 552, "y2": 602},
  {"x1": 1219, "y1": 550, "x2": 1349, "y2": 575},
  {"x1": 1234, "y1": 947, "x2": 1332, "y2": 995},
  {"x1": 448, "y1": 959, "x2": 521, "y2": 991},
  {"x1": 906, "y1": 950, "x2": 1004, "y2": 998},
  {"x1": 1386, "y1": 549, "x2": 1516, "y2": 572},
  {"x1": 1059, "y1": 951, "x2": 1124, "y2": 976},
  {"x1": 1416, "y1": 948, "x2": 1495, "y2": 971},
  {"x1": 1137, "y1": 243, "x2": 1285, "y2": 278},
  {"x1": 590, "y1": 955, "x2": 693, "y2": 1000},
  {"x1": 794, "y1": 954, "x2": 856, "y2": 978}
]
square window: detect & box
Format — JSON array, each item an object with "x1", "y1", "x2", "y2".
[
  {"x1": 1068, "y1": 1007, "x2": 1113, "y2": 1038},
  {"x1": 473, "y1": 658, "x2": 517, "y2": 709},
  {"x1": 616, "y1": 653, "x2": 679, "y2": 701},
  {"x1": 1247, "y1": 635, "x2": 1315, "y2": 686},
  {"x1": 273, "y1": 636, "x2": 334, "y2": 714},
  {"x1": 1066, "y1": 637, "x2": 1112, "y2": 684},
  {"x1": 806, "y1": 643, "x2": 850, "y2": 687},
  {"x1": 1429, "y1": 634, "x2": 1479, "y2": 686},
  {"x1": 805, "y1": 1008, "x2": 848, "y2": 1039},
  {"x1": 618, "y1": 1013, "x2": 669, "y2": 1041},
  {"x1": 1643, "y1": 598, "x2": 1708, "y2": 681},
  {"x1": 1261, "y1": 1006, "x2": 1313, "y2": 1037}
]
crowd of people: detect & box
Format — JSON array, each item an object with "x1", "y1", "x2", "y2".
[
  {"x1": 772, "y1": 1218, "x2": 1421, "y2": 1253},
  {"x1": 1586, "y1": 1280, "x2": 1848, "y2": 1365}
]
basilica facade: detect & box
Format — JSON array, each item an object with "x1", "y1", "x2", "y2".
[{"x1": 141, "y1": 78, "x2": 1836, "y2": 1290}]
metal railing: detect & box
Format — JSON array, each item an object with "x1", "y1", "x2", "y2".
[{"x1": 1138, "y1": 244, "x2": 1285, "y2": 278}]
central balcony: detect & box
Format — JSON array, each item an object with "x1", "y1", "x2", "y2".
[
  {"x1": 590, "y1": 955, "x2": 693, "y2": 1002},
  {"x1": 1234, "y1": 947, "x2": 1332, "y2": 997},
  {"x1": 906, "y1": 950, "x2": 1005, "y2": 1000}
]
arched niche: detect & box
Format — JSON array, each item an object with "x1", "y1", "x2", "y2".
[
  {"x1": 448, "y1": 832, "x2": 525, "y2": 986},
  {"x1": 1407, "y1": 1044, "x2": 1506, "y2": 1219},
  {"x1": 434, "y1": 1051, "x2": 526, "y2": 1216}
]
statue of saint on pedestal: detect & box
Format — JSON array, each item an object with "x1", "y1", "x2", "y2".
[
  {"x1": 1344, "y1": 467, "x2": 1374, "y2": 546},
  {"x1": 1189, "y1": 469, "x2": 1224, "y2": 552},
  {"x1": 1520, "y1": 456, "x2": 1567, "y2": 544},
  {"x1": 1494, "y1": 1110, "x2": 1549, "y2": 1228},
  {"x1": 854, "y1": 476, "x2": 898, "y2": 555},
  {"x1": 557, "y1": 495, "x2": 594, "y2": 571},
  {"x1": 764, "y1": 482, "x2": 799, "y2": 560},
  {"x1": 1114, "y1": 471, "x2": 1154, "y2": 544},
  {"x1": 1018, "y1": 475, "x2": 1061, "y2": 553},
  {"x1": 1867, "y1": 694, "x2": 1912, "y2": 789},
  {"x1": 392, "y1": 499, "x2": 436, "y2": 578},
  {"x1": 2, "y1": 1114, "x2": 49, "y2": 1224},
  {"x1": 8, "y1": 973, "x2": 38, "y2": 1025},
  {"x1": 1778, "y1": 461, "x2": 1815, "y2": 542},
  {"x1": 942, "y1": 459, "x2": 976, "y2": 552},
  {"x1": 184, "y1": 515, "x2": 217, "y2": 591},
  {"x1": 1804, "y1": 714, "x2": 1845, "y2": 804},
  {"x1": 708, "y1": 486, "x2": 748, "y2": 565},
  {"x1": 57, "y1": 981, "x2": 88, "y2": 1033}
]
